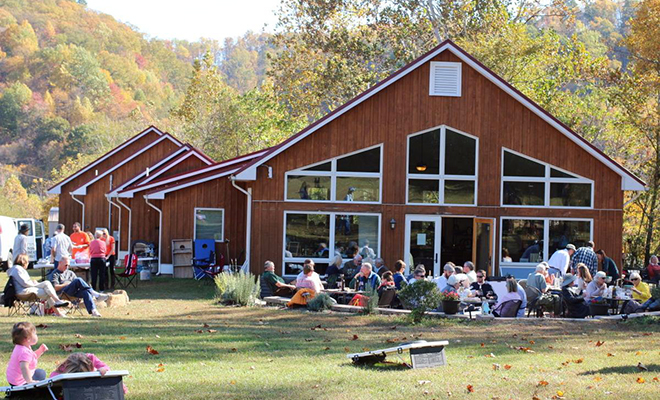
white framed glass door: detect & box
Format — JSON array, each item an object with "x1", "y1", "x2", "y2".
[{"x1": 404, "y1": 215, "x2": 442, "y2": 276}]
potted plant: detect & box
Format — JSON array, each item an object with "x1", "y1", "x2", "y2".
[
  {"x1": 440, "y1": 292, "x2": 461, "y2": 315},
  {"x1": 588, "y1": 298, "x2": 610, "y2": 316}
]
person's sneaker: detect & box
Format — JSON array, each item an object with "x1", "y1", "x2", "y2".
[
  {"x1": 91, "y1": 309, "x2": 102, "y2": 318},
  {"x1": 54, "y1": 301, "x2": 70, "y2": 308},
  {"x1": 96, "y1": 293, "x2": 110, "y2": 302}
]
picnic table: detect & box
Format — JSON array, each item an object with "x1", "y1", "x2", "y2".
[
  {"x1": 323, "y1": 288, "x2": 365, "y2": 304},
  {"x1": 33, "y1": 262, "x2": 90, "y2": 281}
]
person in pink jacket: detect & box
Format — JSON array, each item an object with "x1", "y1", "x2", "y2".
[{"x1": 50, "y1": 353, "x2": 127, "y2": 393}]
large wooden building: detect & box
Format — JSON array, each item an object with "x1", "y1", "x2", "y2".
[{"x1": 50, "y1": 41, "x2": 644, "y2": 278}]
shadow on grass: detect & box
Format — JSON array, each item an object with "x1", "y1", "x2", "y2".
[
  {"x1": 346, "y1": 361, "x2": 410, "y2": 371},
  {"x1": 579, "y1": 364, "x2": 660, "y2": 375}
]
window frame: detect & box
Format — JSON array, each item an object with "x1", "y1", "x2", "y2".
[
  {"x1": 499, "y1": 216, "x2": 593, "y2": 268},
  {"x1": 283, "y1": 144, "x2": 383, "y2": 204},
  {"x1": 405, "y1": 124, "x2": 479, "y2": 206},
  {"x1": 500, "y1": 148, "x2": 594, "y2": 209},
  {"x1": 193, "y1": 207, "x2": 225, "y2": 243},
  {"x1": 282, "y1": 210, "x2": 382, "y2": 277}
]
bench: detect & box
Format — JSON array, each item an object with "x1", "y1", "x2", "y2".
[
  {"x1": 0, "y1": 370, "x2": 129, "y2": 399},
  {"x1": 347, "y1": 340, "x2": 449, "y2": 369}
]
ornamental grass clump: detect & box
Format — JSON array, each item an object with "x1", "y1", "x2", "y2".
[
  {"x1": 307, "y1": 293, "x2": 336, "y2": 312},
  {"x1": 397, "y1": 280, "x2": 441, "y2": 323},
  {"x1": 214, "y1": 272, "x2": 261, "y2": 306},
  {"x1": 362, "y1": 284, "x2": 380, "y2": 315}
]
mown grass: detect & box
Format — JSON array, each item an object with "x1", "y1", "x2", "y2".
[{"x1": 0, "y1": 271, "x2": 659, "y2": 399}]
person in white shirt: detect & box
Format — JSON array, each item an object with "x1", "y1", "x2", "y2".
[
  {"x1": 584, "y1": 271, "x2": 608, "y2": 301},
  {"x1": 463, "y1": 261, "x2": 477, "y2": 283},
  {"x1": 547, "y1": 244, "x2": 576, "y2": 279},
  {"x1": 50, "y1": 224, "x2": 73, "y2": 269},
  {"x1": 433, "y1": 263, "x2": 456, "y2": 290},
  {"x1": 12, "y1": 224, "x2": 29, "y2": 261}
]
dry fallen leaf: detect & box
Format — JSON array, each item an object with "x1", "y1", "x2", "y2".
[
  {"x1": 635, "y1": 351, "x2": 642, "y2": 356},
  {"x1": 351, "y1": 334, "x2": 359, "y2": 341},
  {"x1": 36, "y1": 324, "x2": 48, "y2": 329},
  {"x1": 481, "y1": 343, "x2": 485, "y2": 347},
  {"x1": 504, "y1": 365, "x2": 512, "y2": 370},
  {"x1": 529, "y1": 340, "x2": 535, "y2": 345},
  {"x1": 155, "y1": 335, "x2": 160, "y2": 338},
  {"x1": 594, "y1": 377, "x2": 602, "y2": 382},
  {"x1": 574, "y1": 358, "x2": 584, "y2": 364},
  {"x1": 146, "y1": 345, "x2": 159, "y2": 355},
  {"x1": 637, "y1": 377, "x2": 645, "y2": 384},
  {"x1": 653, "y1": 377, "x2": 659, "y2": 382},
  {"x1": 323, "y1": 347, "x2": 330, "y2": 351},
  {"x1": 230, "y1": 348, "x2": 237, "y2": 352},
  {"x1": 120, "y1": 336, "x2": 126, "y2": 340},
  {"x1": 203, "y1": 323, "x2": 210, "y2": 328},
  {"x1": 532, "y1": 396, "x2": 541, "y2": 400},
  {"x1": 208, "y1": 329, "x2": 217, "y2": 333},
  {"x1": 418, "y1": 380, "x2": 431, "y2": 386},
  {"x1": 59, "y1": 344, "x2": 73, "y2": 352},
  {"x1": 156, "y1": 363, "x2": 165, "y2": 373},
  {"x1": 557, "y1": 390, "x2": 564, "y2": 396},
  {"x1": 595, "y1": 340, "x2": 605, "y2": 347},
  {"x1": 607, "y1": 353, "x2": 615, "y2": 357},
  {"x1": 74, "y1": 334, "x2": 84, "y2": 339},
  {"x1": 343, "y1": 347, "x2": 350, "y2": 352},
  {"x1": 485, "y1": 353, "x2": 496, "y2": 358},
  {"x1": 230, "y1": 380, "x2": 236, "y2": 385},
  {"x1": 492, "y1": 364, "x2": 501, "y2": 370},
  {"x1": 538, "y1": 380, "x2": 549, "y2": 387},
  {"x1": 249, "y1": 366, "x2": 255, "y2": 370},
  {"x1": 467, "y1": 384, "x2": 474, "y2": 393}
]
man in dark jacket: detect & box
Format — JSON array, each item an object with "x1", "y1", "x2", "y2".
[{"x1": 561, "y1": 273, "x2": 589, "y2": 318}]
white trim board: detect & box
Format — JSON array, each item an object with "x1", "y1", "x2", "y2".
[
  {"x1": 234, "y1": 41, "x2": 644, "y2": 191},
  {"x1": 47, "y1": 126, "x2": 169, "y2": 194},
  {"x1": 71, "y1": 134, "x2": 183, "y2": 195},
  {"x1": 144, "y1": 168, "x2": 240, "y2": 199}
]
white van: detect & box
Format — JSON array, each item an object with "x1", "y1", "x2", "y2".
[
  {"x1": 13, "y1": 218, "x2": 46, "y2": 263},
  {"x1": 0, "y1": 216, "x2": 18, "y2": 270}
]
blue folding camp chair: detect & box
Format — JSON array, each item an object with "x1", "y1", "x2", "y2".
[{"x1": 193, "y1": 239, "x2": 221, "y2": 280}]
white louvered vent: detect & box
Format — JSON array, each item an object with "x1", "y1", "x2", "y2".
[{"x1": 429, "y1": 62, "x2": 462, "y2": 97}]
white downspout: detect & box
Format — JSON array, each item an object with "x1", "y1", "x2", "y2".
[
  {"x1": 230, "y1": 176, "x2": 252, "y2": 273},
  {"x1": 106, "y1": 195, "x2": 122, "y2": 254},
  {"x1": 144, "y1": 196, "x2": 162, "y2": 275},
  {"x1": 70, "y1": 193, "x2": 85, "y2": 229},
  {"x1": 116, "y1": 198, "x2": 132, "y2": 254}
]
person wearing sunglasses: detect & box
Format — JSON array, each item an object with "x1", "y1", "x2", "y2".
[
  {"x1": 630, "y1": 272, "x2": 651, "y2": 303},
  {"x1": 470, "y1": 270, "x2": 496, "y2": 299}
]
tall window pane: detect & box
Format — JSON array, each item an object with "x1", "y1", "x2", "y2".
[
  {"x1": 503, "y1": 152, "x2": 545, "y2": 177},
  {"x1": 408, "y1": 130, "x2": 440, "y2": 175},
  {"x1": 444, "y1": 180, "x2": 475, "y2": 204},
  {"x1": 337, "y1": 148, "x2": 380, "y2": 173},
  {"x1": 286, "y1": 176, "x2": 331, "y2": 200},
  {"x1": 408, "y1": 179, "x2": 440, "y2": 204},
  {"x1": 194, "y1": 209, "x2": 224, "y2": 241},
  {"x1": 444, "y1": 129, "x2": 476, "y2": 175},
  {"x1": 550, "y1": 183, "x2": 591, "y2": 207},
  {"x1": 503, "y1": 181, "x2": 545, "y2": 206},
  {"x1": 335, "y1": 177, "x2": 379, "y2": 202},
  {"x1": 302, "y1": 162, "x2": 331, "y2": 172},
  {"x1": 548, "y1": 220, "x2": 591, "y2": 255},
  {"x1": 501, "y1": 219, "x2": 544, "y2": 263},
  {"x1": 334, "y1": 215, "x2": 379, "y2": 260},
  {"x1": 284, "y1": 214, "x2": 330, "y2": 258}
]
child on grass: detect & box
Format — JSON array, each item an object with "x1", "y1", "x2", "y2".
[{"x1": 6, "y1": 322, "x2": 48, "y2": 386}]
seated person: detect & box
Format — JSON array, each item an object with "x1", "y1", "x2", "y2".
[
  {"x1": 262, "y1": 260, "x2": 296, "y2": 297},
  {"x1": 584, "y1": 271, "x2": 608, "y2": 302},
  {"x1": 325, "y1": 255, "x2": 344, "y2": 288},
  {"x1": 462, "y1": 261, "x2": 477, "y2": 283},
  {"x1": 442, "y1": 274, "x2": 461, "y2": 295},
  {"x1": 596, "y1": 249, "x2": 620, "y2": 282},
  {"x1": 433, "y1": 263, "x2": 456, "y2": 290},
  {"x1": 378, "y1": 271, "x2": 395, "y2": 290},
  {"x1": 470, "y1": 269, "x2": 496, "y2": 299},
  {"x1": 527, "y1": 263, "x2": 561, "y2": 315},
  {"x1": 560, "y1": 273, "x2": 589, "y2": 318},
  {"x1": 456, "y1": 273, "x2": 474, "y2": 298},
  {"x1": 9, "y1": 254, "x2": 69, "y2": 317},
  {"x1": 343, "y1": 255, "x2": 362, "y2": 282},
  {"x1": 492, "y1": 279, "x2": 521, "y2": 317},
  {"x1": 392, "y1": 260, "x2": 408, "y2": 289},
  {"x1": 645, "y1": 255, "x2": 660, "y2": 283},
  {"x1": 526, "y1": 264, "x2": 549, "y2": 293},
  {"x1": 374, "y1": 258, "x2": 389, "y2": 277},
  {"x1": 295, "y1": 261, "x2": 323, "y2": 294},
  {"x1": 350, "y1": 263, "x2": 382, "y2": 291},
  {"x1": 407, "y1": 265, "x2": 427, "y2": 285},
  {"x1": 630, "y1": 272, "x2": 651, "y2": 303},
  {"x1": 638, "y1": 285, "x2": 660, "y2": 312},
  {"x1": 50, "y1": 256, "x2": 108, "y2": 317}
]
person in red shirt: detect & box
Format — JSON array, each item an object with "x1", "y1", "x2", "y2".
[
  {"x1": 102, "y1": 229, "x2": 116, "y2": 289},
  {"x1": 647, "y1": 255, "x2": 660, "y2": 283},
  {"x1": 70, "y1": 222, "x2": 90, "y2": 259},
  {"x1": 89, "y1": 231, "x2": 107, "y2": 291}
]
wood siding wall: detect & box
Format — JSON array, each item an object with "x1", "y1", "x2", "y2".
[{"x1": 247, "y1": 50, "x2": 625, "y2": 275}]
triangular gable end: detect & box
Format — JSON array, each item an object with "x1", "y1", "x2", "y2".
[{"x1": 233, "y1": 40, "x2": 644, "y2": 191}]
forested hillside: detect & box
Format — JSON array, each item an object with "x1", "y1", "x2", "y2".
[{"x1": 0, "y1": 0, "x2": 659, "y2": 264}]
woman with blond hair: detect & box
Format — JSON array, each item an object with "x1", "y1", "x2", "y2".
[
  {"x1": 8, "y1": 254, "x2": 69, "y2": 316},
  {"x1": 325, "y1": 254, "x2": 343, "y2": 288},
  {"x1": 575, "y1": 263, "x2": 592, "y2": 293}
]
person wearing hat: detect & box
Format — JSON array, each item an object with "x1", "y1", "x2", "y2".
[
  {"x1": 561, "y1": 273, "x2": 589, "y2": 318},
  {"x1": 12, "y1": 224, "x2": 30, "y2": 262},
  {"x1": 547, "y1": 244, "x2": 576, "y2": 279},
  {"x1": 585, "y1": 271, "x2": 608, "y2": 301}
]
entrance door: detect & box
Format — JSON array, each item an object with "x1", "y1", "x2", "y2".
[
  {"x1": 473, "y1": 218, "x2": 495, "y2": 276},
  {"x1": 404, "y1": 215, "x2": 441, "y2": 276}
]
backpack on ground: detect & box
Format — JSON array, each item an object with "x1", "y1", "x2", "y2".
[{"x1": 3, "y1": 278, "x2": 17, "y2": 307}]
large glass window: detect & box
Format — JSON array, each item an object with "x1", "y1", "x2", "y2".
[
  {"x1": 194, "y1": 208, "x2": 224, "y2": 241},
  {"x1": 501, "y1": 217, "x2": 592, "y2": 265},
  {"x1": 283, "y1": 212, "x2": 381, "y2": 276},
  {"x1": 285, "y1": 145, "x2": 382, "y2": 203},
  {"x1": 407, "y1": 126, "x2": 478, "y2": 205},
  {"x1": 501, "y1": 149, "x2": 593, "y2": 208}
]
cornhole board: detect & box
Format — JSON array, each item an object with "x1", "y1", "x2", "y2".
[
  {"x1": 0, "y1": 370, "x2": 129, "y2": 399},
  {"x1": 347, "y1": 340, "x2": 448, "y2": 369}
]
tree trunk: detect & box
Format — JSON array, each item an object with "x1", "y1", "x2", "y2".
[{"x1": 644, "y1": 128, "x2": 660, "y2": 266}]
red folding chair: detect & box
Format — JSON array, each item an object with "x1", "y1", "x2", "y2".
[{"x1": 116, "y1": 254, "x2": 139, "y2": 289}]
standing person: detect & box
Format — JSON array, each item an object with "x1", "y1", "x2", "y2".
[
  {"x1": 9, "y1": 255, "x2": 69, "y2": 316},
  {"x1": 547, "y1": 244, "x2": 576, "y2": 279},
  {"x1": 392, "y1": 260, "x2": 408, "y2": 289},
  {"x1": 50, "y1": 224, "x2": 73, "y2": 270},
  {"x1": 595, "y1": 249, "x2": 620, "y2": 282},
  {"x1": 50, "y1": 256, "x2": 108, "y2": 317},
  {"x1": 570, "y1": 241, "x2": 598, "y2": 277},
  {"x1": 12, "y1": 224, "x2": 29, "y2": 262},
  {"x1": 89, "y1": 231, "x2": 107, "y2": 291},
  {"x1": 70, "y1": 223, "x2": 89, "y2": 260},
  {"x1": 102, "y1": 229, "x2": 116, "y2": 288},
  {"x1": 463, "y1": 261, "x2": 477, "y2": 283}
]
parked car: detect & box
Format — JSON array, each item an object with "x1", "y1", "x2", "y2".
[
  {"x1": 0, "y1": 216, "x2": 18, "y2": 270},
  {"x1": 13, "y1": 218, "x2": 46, "y2": 263}
]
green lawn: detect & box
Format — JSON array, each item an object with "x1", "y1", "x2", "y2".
[{"x1": 1, "y1": 272, "x2": 659, "y2": 399}]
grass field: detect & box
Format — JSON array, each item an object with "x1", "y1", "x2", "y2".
[{"x1": 1, "y1": 272, "x2": 659, "y2": 399}]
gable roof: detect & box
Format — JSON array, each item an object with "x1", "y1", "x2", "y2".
[
  {"x1": 144, "y1": 163, "x2": 244, "y2": 200},
  {"x1": 116, "y1": 147, "x2": 269, "y2": 198},
  {"x1": 47, "y1": 125, "x2": 169, "y2": 195},
  {"x1": 69, "y1": 132, "x2": 183, "y2": 196},
  {"x1": 233, "y1": 40, "x2": 645, "y2": 191}
]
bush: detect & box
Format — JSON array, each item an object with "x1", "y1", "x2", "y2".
[
  {"x1": 397, "y1": 280, "x2": 441, "y2": 323},
  {"x1": 214, "y1": 272, "x2": 261, "y2": 306},
  {"x1": 307, "y1": 293, "x2": 336, "y2": 312},
  {"x1": 362, "y1": 284, "x2": 379, "y2": 315}
]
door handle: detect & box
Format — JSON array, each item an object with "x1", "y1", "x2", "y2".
[{"x1": 435, "y1": 253, "x2": 438, "y2": 263}]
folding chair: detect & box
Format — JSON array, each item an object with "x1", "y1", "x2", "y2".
[
  {"x1": 60, "y1": 293, "x2": 85, "y2": 316},
  {"x1": 525, "y1": 286, "x2": 543, "y2": 317},
  {"x1": 115, "y1": 254, "x2": 138, "y2": 289},
  {"x1": 193, "y1": 239, "x2": 223, "y2": 280},
  {"x1": 8, "y1": 293, "x2": 42, "y2": 317},
  {"x1": 377, "y1": 288, "x2": 396, "y2": 308}
]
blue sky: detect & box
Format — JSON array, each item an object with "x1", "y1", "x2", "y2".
[{"x1": 86, "y1": 0, "x2": 281, "y2": 41}]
